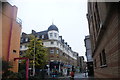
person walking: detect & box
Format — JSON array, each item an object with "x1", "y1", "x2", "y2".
[{"x1": 70, "y1": 71, "x2": 75, "y2": 80}]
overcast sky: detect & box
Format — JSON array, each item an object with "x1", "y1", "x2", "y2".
[{"x1": 8, "y1": 0, "x2": 89, "y2": 61}]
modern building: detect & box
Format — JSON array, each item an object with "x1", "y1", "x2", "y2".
[
  {"x1": 20, "y1": 24, "x2": 78, "y2": 75},
  {"x1": 87, "y1": 2, "x2": 120, "y2": 78},
  {"x1": 1, "y1": 2, "x2": 22, "y2": 72},
  {"x1": 84, "y1": 35, "x2": 94, "y2": 76}
]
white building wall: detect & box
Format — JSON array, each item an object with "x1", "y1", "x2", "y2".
[
  {"x1": 43, "y1": 40, "x2": 77, "y2": 60},
  {"x1": 48, "y1": 30, "x2": 59, "y2": 40}
]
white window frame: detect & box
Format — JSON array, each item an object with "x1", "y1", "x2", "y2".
[
  {"x1": 56, "y1": 50, "x2": 59, "y2": 54},
  {"x1": 50, "y1": 33, "x2": 53, "y2": 38},
  {"x1": 50, "y1": 49, "x2": 54, "y2": 54},
  {"x1": 54, "y1": 33, "x2": 57, "y2": 38}
]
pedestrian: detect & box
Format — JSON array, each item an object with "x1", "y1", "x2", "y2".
[
  {"x1": 67, "y1": 68, "x2": 70, "y2": 76},
  {"x1": 70, "y1": 71, "x2": 74, "y2": 78},
  {"x1": 70, "y1": 71, "x2": 75, "y2": 80},
  {"x1": 84, "y1": 68, "x2": 87, "y2": 77}
]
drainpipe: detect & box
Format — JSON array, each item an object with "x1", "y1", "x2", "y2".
[{"x1": 7, "y1": 6, "x2": 14, "y2": 61}]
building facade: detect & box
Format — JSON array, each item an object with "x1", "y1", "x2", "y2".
[
  {"x1": 1, "y1": 2, "x2": 22, "y2": 72},
  {"x1": 87, "y1": 2, "x2": 120, "y2": 78},
  {"x1": 77, "y1": 56, "x2": 85, "y2": 73},
  {"x1": 84, "y1": 35, "x2": 94, "y2": 76},
  {"x1": 20, "y1": 24, "x2": 78, "y2": 75}
]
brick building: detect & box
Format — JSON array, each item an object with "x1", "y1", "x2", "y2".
[
  {"x1": 20, "y1": 24, "x2": 78, "y2": 75},
  {"x1": 1, "y1": 2, "x2": 22, "y2": 72},
  {"x1": 87, "y1": 2, "x2": 120, "y2": 78}
]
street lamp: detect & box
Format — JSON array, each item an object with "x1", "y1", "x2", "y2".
[
  {"x1": 33, "y1": 38, "x2": 36, "y2": 76},
  {"x1": 46, "y1": 65, "x2": 50, "y2": 76}
]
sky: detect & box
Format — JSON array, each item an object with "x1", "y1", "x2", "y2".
[{"x1": 8, "y1": 0, "x2": 89, "y2": 61}]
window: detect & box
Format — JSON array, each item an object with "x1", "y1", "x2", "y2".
[
  {"x1": 54, "y1": 33, "x2": 57, "y2": 38},
  {"x1": 63, "y1": 53, "x2": 65, "y2": 56},
  {"x1": 56, "y1": 50, "x2": 59, "y2": 54},
  {"x1": 99, "y1": 53, "x2": 102, "y2": 66},
  {"x1": 51, "y1": 41, "x2": 54, "y2": 45},
  {"x1": 20, "y1": 45, "x2": 22, "y2": 48},
  {"x1": 94, "y1": 59, "x2": 97, "y2": 68},
  {"x1": 57, "y1": 41, "x2": 59, "y2": 45},
  {"x1": 50, "y1": 49, "x2": 54, "y2": 54},
  {"x1": 21, "y1": 38, "x2": 23, "y2": 42},
  {"x1": 99, "y1": 49, "x2": 107, "y2": 68},
  {"x1": 13, "y1": 50, "x2": 17, "y2": 53},
  {"x1": 25, "y1": 45, "x2": 27, "y2": 48},
  {"x1": 37, "y1": 35, "x2": 39, "y2": 39},
  {"x1": 50, "y1": 33, "x2": 53, "y2": 38},
  {"x1": 102, "y1": 50, "x2": 107, "y2": 65},
  {"x1": 95, "y1": 2, "x2": 101, "y2": 32},
  {"x1": 42, "y1": 35, "x2": 44, "y2": 39},
  {"x1": 25, "y1": 38, "x2": 28, "y2": 42}
]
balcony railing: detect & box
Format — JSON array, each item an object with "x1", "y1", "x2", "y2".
[{"x1": 16, "y1": 17, "x2": 22, "y2": 25}]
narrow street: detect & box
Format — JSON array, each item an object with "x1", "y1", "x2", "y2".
[
  {"x1": 1, "y1": 1, "x2": 119, "y2": 80},
  {"x1": 57, "y1": 73, "x2": 94, "y2": 79},
  {"x1": 74, "y1": 73, "x2": 88, "y2": 78}
]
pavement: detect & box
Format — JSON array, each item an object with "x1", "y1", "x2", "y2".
[
  {"x1": 58, "y1": 72, "x2": 94, "y2": 79},
  {"x1": 74, "y1": 73, "x2": 94, "y2": 78}
]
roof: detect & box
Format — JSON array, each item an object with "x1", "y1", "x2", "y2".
[{"x1": 48, "y1": 24, "x2": 59, "y2": 32}]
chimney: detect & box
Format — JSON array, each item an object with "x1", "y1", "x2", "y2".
[
  {"x1": 32, "y1": 30, "x2": 36, "y2": 34},
  {"x1": 22, "y1": 32, "x2": 26, "y2": 36}
]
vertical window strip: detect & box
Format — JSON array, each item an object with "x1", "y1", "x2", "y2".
[
  {"x1": 102, "y1": 49, "x2": 107, "y2": 65},
  {"x1": 99, "y1": 53, "x2": 102, "y2": 66}
]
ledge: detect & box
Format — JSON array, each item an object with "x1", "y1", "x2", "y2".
[{"x1": 100, "y1": 64, "x2": 107, "y2": 68}]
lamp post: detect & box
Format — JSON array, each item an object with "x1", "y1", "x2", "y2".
[
  {"x1": 47, "y1": 65, "x2": 50, "y2": 76},
  {"x1": 33, "y1": 38, "x2": 36, "y2": 76}
]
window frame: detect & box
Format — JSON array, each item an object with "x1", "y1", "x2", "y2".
[
  {"x1": 50, "y1": 33, "x2": 53, "y2": 38},
  {"x1": 94, "y1": 59, "x2": 97, "y2": 68},
  {"x1": 13, "y1": 50, "x2": 17, "y2": 53},
  {"x1": 51, "y1": 41, "x2": 54, "y2": 45},
  {"x1": 56, "y1": 49, "x2": 59, "y2": 54},
  {"x1": 54, "y1": 33, "x2": 57, "y2": 38},
  {"x1": 99, "y1": 49, "x2": 107, "y2": 68},
  {"x1": 50, "y1": 49, "x2": 54, "y2": 54},
  {"x1": 42, "y1": 35, "x2": 44, "y2": 39}
]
